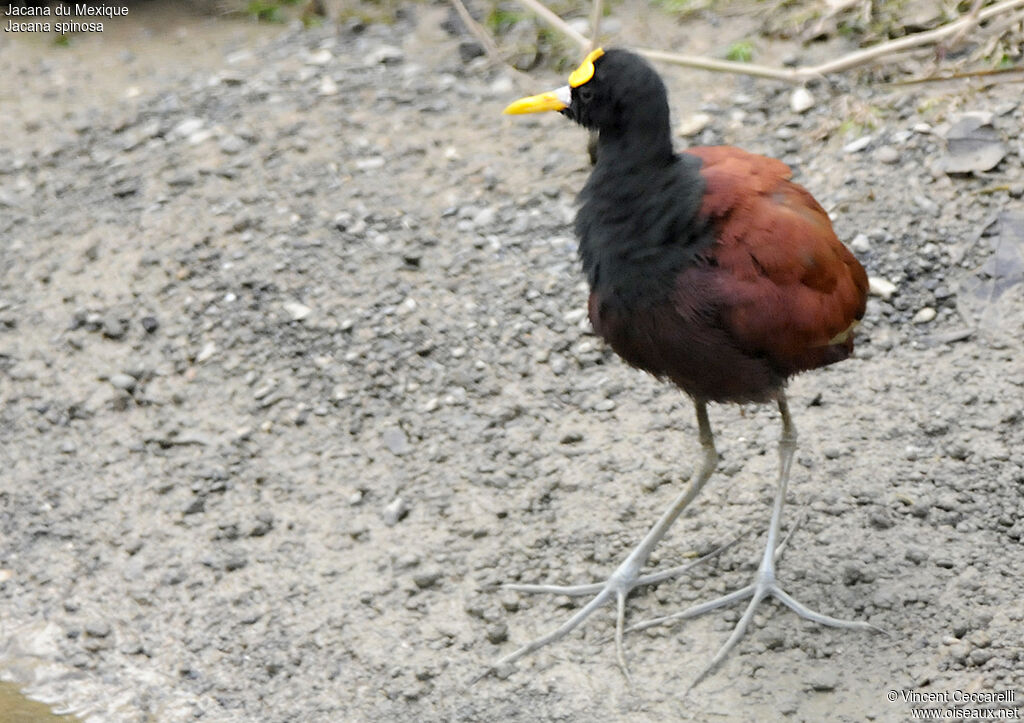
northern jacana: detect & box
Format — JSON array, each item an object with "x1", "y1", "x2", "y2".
[{"x1": 494, "y1": 48, "x2": 878, "y2": 688}]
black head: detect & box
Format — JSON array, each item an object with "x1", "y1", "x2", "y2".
[{"x1": 505, "y1": 48, "x2": 672, "y2": 145}]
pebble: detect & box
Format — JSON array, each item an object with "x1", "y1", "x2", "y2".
[
  {"x1": 109, "y1": 373, "x2": 137, "y2": 391},
  {"x1": 84, "y1": 620, "x2": 112, "y2": 638},
  {"x1": 876, "y1": 146, "x2": 900, "y2": 164},
  {"x1": 912, "y1": 307, "x2": 937, "y2": 324},
  {"x1": 806, "y1": 670, "x2": 838, "y2": 691},
  {"x1": 789, "y1": 87, "x2": 814, "y2": 114},
  {"x1": 850, "y1": 233, "x2": 871, "y2": 253},
  {"x1": 368, "y1": 45, "x2": 403, "y2": 65},
  {"x1": 196, "y1": 342, "x2": 217, "y2": 363},
  {"x1": 355, "y1": 157, "x2": 385, "y2": 171},
  {"x1": 141, "y1": 316, "x2": 159, "y2": 333},
  {"x1": 458, "y1": 41, "x2": 484, "y2": 64},
  {"x1": 382, "y1": 426, "x2": 411, "y2": 456},
  {"x1": 905, "y1": 547, "x2": 928, "y2": 564},
  {"x1": 306, "y1": 48, "x2": 333, "y2": 66},
  {"x1": 868, "y1": 277, "x2": 897, "y2": 300},
  {"x1": 102, "y1": 315, "x2": 126, "y2": 339},
  {"x1": 219, "y1": 135, "x2": 247, "y2": 155},
  {"x1": 473, "y1": 207, "x2": 496, "y2": 228},
  {"x1": 678, "y1": 112, "x2": 712, "y2": 137},
  {"x1": 412, "y1": 567, "x2": 442, "y2": 589},
  {"x1": 173, "y1": 118, "x2": 204, "y2": 137},
  {"x1": 843, "y1": 135, "x2": 873, "y2": 153},
  {"x1": 319, "y1": 76, "x2": 339, "y2": 96},
  {"x1": 913, "y1": 195, "x2": 940, "y2": 216},
  {"x1": 284, "y1": 301, "x2": 312, "y2": 321},
  {"x1": 382, "y1": 497, "x2": 409, "y2": 526},
  {"x1": 485, "y1": 622, "x2": 508, "y2": 644}
]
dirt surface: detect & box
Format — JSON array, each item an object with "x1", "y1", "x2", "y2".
[{"x1": 1, "y1": 2, "x2": 1023, "y2": 722}]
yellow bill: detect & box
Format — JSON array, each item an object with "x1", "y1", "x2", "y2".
[
  {"x1": 503, "y1": 86, "x2": 572, "y2": 115},
  {"x1": 503, "y1": 48, "x2": 605, "y2": 115}
]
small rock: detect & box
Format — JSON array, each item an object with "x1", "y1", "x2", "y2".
[
  {"x1": 355, "y1": 157, "x2": 385, "y2": 171},
  {"x1": 381, "y1": 426, "x2": 411, "y2": 456},
  {"x1": 196, "y1": 341, "x2": 217, "y2": 363},
  {"x1": 678, "y1": 112, "x2": 712, "y2": 137},
  {"x1": 219, "y1": 135, "x2": 247, "y2": 155},
  {"x1": 913, "y1": 195, "x2": 940, "y2": 216},
  {"x1": 850, "y1": 233, "x2": 871, "y2": 253},
  {"x1": 319, "y1": 76, "x2": 338, "y2": 96},
  {"x1": 807, "y1": 670, "x2": 838, "y2": 691},
  {"x1": 383, "y1": 497, "x2": 409, "y2": 526},
  {"x1": 140, "y1": 316, "x2": 159, "y2": 333},
  {"x1": 868, "y1": 277, "x2": 897, "y2": 300},
  {"x1": 876, "y1": 146, "x2": 900, "y2": 164},
  {"x1": 485, "y1": 622, "x2": 508, "y2": 644},
  {"x1": 869, "y1": 509, "x2": 895, "y2": 529},
  {"x1": 790, "y1": 87, "x2": 814, "y2": 114},
  {"x1": 458, "y1": 41, "x2": 484, "y2": 64},
  {"x1": 84, "y1": 620, "x2": 112, "y2": 639},
  {"x1": 283, "y1": 301, "x2": 312, "y2": 321},
  {"x1": 843, "y1": 135, "x2": 873, "y2": 153},
  {"x1": 173, "y1": 118, "x2": 204, "y2": 137},
  {"x1": 969, "y1": 649, "x2": 993, "y2": 666},
  {"x1": 109, "y1": 373, "x2": 137, "y2": 392},
  {"x1": 939, "y1": 112, "x2": 1006, "y2": 173},
  {"x1": 368, "y1": 45, "x2": 404, "y2": 65},
  {"x1": 473, "y1": 207, "x2": 497, "y2": 228},
  {"x1": 102, "y1": 315, "x2": 126, "y2": 339},
  {"x1": 412, "y1": 568, "x2": 442, "y2": 589},
  {"x1": 912, "y1": 307, "x2": 937, "y2": 324},
  {"x1": 905, "y1": 547, "x2": 928, "y2": 564},
  {"x1": 306, "y1": 48, "x2": 333, "y2": 66}
]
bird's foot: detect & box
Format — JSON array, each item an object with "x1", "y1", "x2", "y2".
[
  {"x1": 474, "y1": 535, "x2": 743, "y2": 685},
  {"x1": 627, "y1": 538, "x2": 884, "y2": 692}
]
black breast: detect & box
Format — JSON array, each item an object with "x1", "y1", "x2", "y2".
[{"x1": 576, "y1": 152, "x2": 712, "y2": 311}]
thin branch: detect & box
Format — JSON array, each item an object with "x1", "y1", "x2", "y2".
[
  {"x1": 449, "y1": 0, "x2": 503, "y2": 65},
  {"x1": 515, "y1": 0, "x2": 589, "y2": 49},
  {"x1": 512, "y1": 0, "x2": 1024, "y2": 84},
  {"x1": 588, "y1": 0, "x2": 603, "y2": 52},
  {"x1": 943, "y1": 0, "x2": 987, "y2": 54},
  {"x1": 886, "y1": 65, "x2": 1024, "y2": 87},
  {"x1": 802, "y1": 0, "x2": 1024, "y2": 77}
]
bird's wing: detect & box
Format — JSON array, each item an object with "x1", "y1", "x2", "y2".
[{"x1": 682, "y1": 146, "x2": 868, "y2": 374}]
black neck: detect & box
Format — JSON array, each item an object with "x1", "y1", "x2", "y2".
[{"x1": 594, "y1": 118, "x2": 674, "y2": 171}]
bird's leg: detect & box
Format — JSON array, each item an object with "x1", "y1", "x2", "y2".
[
  {"x1": 627, "y1": 392, "x2": 882, "y2": 691},
  {"x1": 487, "y1": 400, "x2": 720, "y2": 680}
]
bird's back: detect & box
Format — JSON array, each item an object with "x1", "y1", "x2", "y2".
[{"x1": 584, "y1": 145, "x2": 868, "y2": 403}]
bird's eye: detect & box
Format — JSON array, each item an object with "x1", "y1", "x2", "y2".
[{"x1": 577, "y1": 85, "x2": 594, "y2": 103}]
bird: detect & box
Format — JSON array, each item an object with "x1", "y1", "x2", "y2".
[{"x1": 494, "y1": 47, "x2": 878, "y2": 688}]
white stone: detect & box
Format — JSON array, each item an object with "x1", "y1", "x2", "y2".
[
  {"x1": 868, "y1": 277, "x2": 897, "y2": 300},
  {"x1": 790, "y1": 87, "x2": 815, "y2": 114}
]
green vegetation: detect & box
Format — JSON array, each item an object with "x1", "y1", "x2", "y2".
[
  {"x1": 485, "y1": 6, "x2": 527, "y2": 34},
  {"x1": 651, "y1": 0, "x2": 711, "y2": 16},
  {"x1": 725, "y1": 40, "x2": 753, "y2": 62},
  {"x1": 245, "y1": 0, "x2": 303, "y2": 23}
]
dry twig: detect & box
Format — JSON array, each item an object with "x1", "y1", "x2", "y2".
[
  {"x1": 449, "y1": 0, "x2": 503, "y2": 65},
  {"x1": 513, "y1": 0, "x2": 1024, "y2": 83},
  {"x1": 588, "y1": 0, "x2": 603, "y2": 51}
]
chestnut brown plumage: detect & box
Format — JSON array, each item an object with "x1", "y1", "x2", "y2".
[{"x1": 492, "y1": 48, "x2": 878, "y2": 689}]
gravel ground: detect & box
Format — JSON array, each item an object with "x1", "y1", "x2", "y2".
[{"x1": 1, "y1": 3, "x2": 1023, "y2": 722}]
